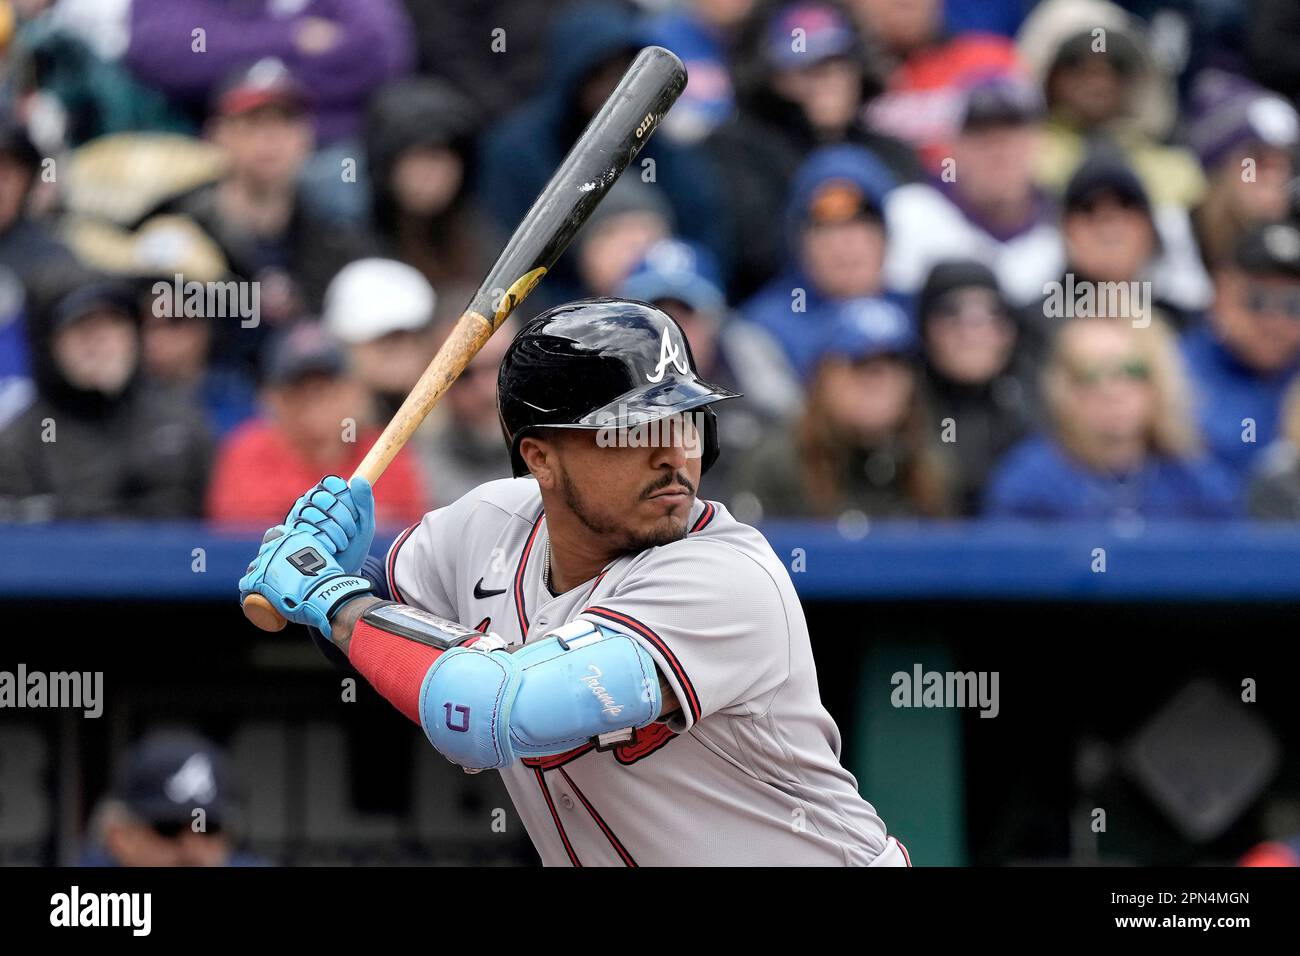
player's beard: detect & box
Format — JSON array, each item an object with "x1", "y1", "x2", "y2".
[{"x1": 556, "y1": 460, "x2": 689, "y2": 553}]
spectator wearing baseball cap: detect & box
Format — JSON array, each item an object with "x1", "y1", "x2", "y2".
[
  {"x1": 1182, "y1": 221, "x2": 1300, "y2": 483},
  {"x1": 732, "y1": 296, "x2": 954, "y2": 521},
  {"x1": 0, "y1": 268, "x2": 213, "y2": 521},
  {"x1": 67, "y1": 213, "x2": 257, "y2": 439},
  {"x1": 149, "y1": 59, "x2": 376, "y2": 378},
  {"x1": 323, "y1": 257, "x2": 504, "y2": 506},
  {"x1": 883, "y1": 75, "x2": 1065, "y2": 309},
  {"x1": 573, "y1": 176, "x2": 675, "y2": 301},
  {"x1": 917, "y1": 260, "x2": 1038, "y2": 514},
  {"x1": 1188, "y1": 69, "x2": 1300, "y2": 270},
  {"x1": 706, "y1": 0, "x2": 923, "y2": 299},
  {"x1": 852, "y1": 0, "x2": 1021, "y2": 172},
  {"x1": 1041, "y1": 149, "x2": 1213, "y2": 332},
  {"x1": 207, "y1": 321, "x2": 428, "y2": 524},
  {"x1": 80, "y1": 730, "x2": 263, "y2": 867},
  {"x1": 123, "y1": 0, "x2": 413, "y2": 146},
  {"x1": 743, "y1": 144, "x2": 909, "y2": 378},
  {"x1": 323, "y1": 258, "x2": 439, "y2": 418},
  {"x1": 1053, "y1": 151, "x2": 1159, "y2": 326},
  {"x1": 985, "y1": 315, "x2": 1236, "y2": 521},
  {"x1": 619, "y1": 238, "x2": 800, "y2": 501},
  {"x1": 125, "y1": 0, "x2": 415, "y2": 222}
]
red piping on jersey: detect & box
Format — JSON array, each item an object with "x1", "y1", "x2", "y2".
[
  {"x1": 894, "y1": 836, "x2": 912, "y2": 867},
  {"x1": 532, "y1": 765, "x2": 582, "y2": 866},
  {"x1": 514, "y1": 509, "x2": 545, "y2": 637},
  {"x1": 585, "y1": 567, "x2": 610, "y2": 602},
  {"x1": 522, "y1": 742, "x2": 593, "y2": 770},
  {"x1": 385, "y1": 524, "x2": 418, "y2": 603},
  {"x1": 559, "y1": 768, "x2": 636, "y2": 867},
  {"x1": 583, "y1": 606, "x2": 702, "y2": 724},
  {"x1": 690, "y1": 499, "x2": 716, "y2": 533}
]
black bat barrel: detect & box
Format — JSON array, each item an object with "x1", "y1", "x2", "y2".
[{"x1": 467, "y1": 45, "x2": 688, "y2": 326}]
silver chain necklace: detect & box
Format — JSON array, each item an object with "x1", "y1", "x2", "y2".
[{"x1": 543, "y1": 535, "x2": 553, "y2": 592}]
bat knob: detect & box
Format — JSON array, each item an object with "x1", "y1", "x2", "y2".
[{"x1": 243, "y1": 594, "x2": 288, "y2": 632}]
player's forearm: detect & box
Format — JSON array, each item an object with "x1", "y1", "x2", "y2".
[
  {"x1": 333, "y1": 595, "x2": 681, "y2": 753},
  {"x1": 328, "y1": 595, "x2": 384, "y2": 654}
]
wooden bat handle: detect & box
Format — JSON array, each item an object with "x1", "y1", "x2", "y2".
[
  {"x1": 241, "y1": 309, "x2": 498, "y2": 633},
  {"x1": 240, "y1": 46, "x2": 683, "y2": 634},
  {"x1": 353, "y1": 311, "x2": 495, "y2": 484},
  {"x1": 241, "y1": 593, "x2": 287, "y2": 632}
]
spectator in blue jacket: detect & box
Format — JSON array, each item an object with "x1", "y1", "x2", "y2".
[
  {"x1": 1181, "y1": 221, "x2": 1300, "y2": 483},
  {"x1": 645, "y1": 0, "x2": 757, "y2": 144},
  {"x1": 478, "y1": 2, "x2": 728, "y2": 298},
  {"x1": 619, "y1": 237, "x2": 801, "y2": 502},
  {"x1": 985, "y1": 315, "x2": 1237, "y2": 520},
  {"x1": 706, "y1": 0, "x2": 923, "y2": 298},
  {"x1": 741, "y1": 143, "x2": 908, "y2": 377}
]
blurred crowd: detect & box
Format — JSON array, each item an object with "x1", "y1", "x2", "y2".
[{"x1": 2, "y1": 0, "x2": 1300, "y2": 526}]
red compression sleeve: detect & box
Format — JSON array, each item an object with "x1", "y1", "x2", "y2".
[{"x1": 348, "y1": 618, "x2": 478, "y2": 725}]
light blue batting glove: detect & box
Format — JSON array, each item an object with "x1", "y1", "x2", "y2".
[{"x1": 283, "y1": 475, "x2": 376, "y2": 575}]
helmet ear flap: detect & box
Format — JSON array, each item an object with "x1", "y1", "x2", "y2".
[
  {"x1": 700, "y1": 406, "x2": 720, "y2": 475},
  {"x1": 500, "y1": 410, "x2": 530, "y2": 477}
]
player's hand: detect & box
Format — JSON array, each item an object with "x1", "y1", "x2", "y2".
[
  {"x1": 284, "y1": 475, "x2": 375, "y2": 575},
  {"x1": 239, "y1": 524, "x2": 373, "y2": 633}
]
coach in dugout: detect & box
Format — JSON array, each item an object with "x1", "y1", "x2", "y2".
[{"x1": 80, "y1": 731, "x2": 262, "y2": 867}]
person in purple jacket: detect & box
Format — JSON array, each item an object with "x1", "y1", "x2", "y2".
[
  {"x1": 124, "y1": 0, "x2": 414, "y2": 223},
  {"x1": 124, "y1": 0, "x2": 413, "y2": 145},
  {"x1": 984, "y1": 315, "x2": 1238, "y2": 521}
]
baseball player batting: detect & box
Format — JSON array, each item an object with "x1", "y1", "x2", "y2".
[{"x1": 239, "y1": 299, "x2": 910, "y2": 866}]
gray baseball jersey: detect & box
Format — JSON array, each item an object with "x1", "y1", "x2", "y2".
[{"x1": 386, "y1": 477, "x2": 907, "y2": 867}]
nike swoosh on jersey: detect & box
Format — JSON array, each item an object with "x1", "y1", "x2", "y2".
[{"x1": 473, "y1": 578, "x2": 508, "y2": 599}]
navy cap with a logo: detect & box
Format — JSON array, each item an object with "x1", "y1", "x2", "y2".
[
  {"x1": 1235, "y1": 222, "x2": 1300, "y2": 280},
  {"x1": 118, "y1": 730, "x2": 230, "y2": 827}
]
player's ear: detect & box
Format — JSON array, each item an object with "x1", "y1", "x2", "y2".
[{"x1": 519, "y1": 435, "x2": 557, "y2": 488}]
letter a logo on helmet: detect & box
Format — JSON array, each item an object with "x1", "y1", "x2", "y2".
[
  {"x1": 646, "y1": 326, "x2": 691, "y2": 383},
  {"x1": 496, "y1": 298, "x2": 742, "y2": 478}
]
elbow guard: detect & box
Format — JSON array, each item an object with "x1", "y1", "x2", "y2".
[{"x1": 419, "y1": 620, "x2": 662, "y2": 771}]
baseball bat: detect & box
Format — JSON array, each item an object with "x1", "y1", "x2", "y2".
[{"x1": 242, "y1": 45, "x2": 688, "y2": 632}]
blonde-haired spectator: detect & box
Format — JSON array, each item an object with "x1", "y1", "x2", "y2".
[{"x1": 984, "y1": 316, "x2": 1237, "y2": 520}]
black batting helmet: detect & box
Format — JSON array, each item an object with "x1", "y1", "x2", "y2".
[{"x1": 497, "y1": 298, "x2": 741, "y2": 478}]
